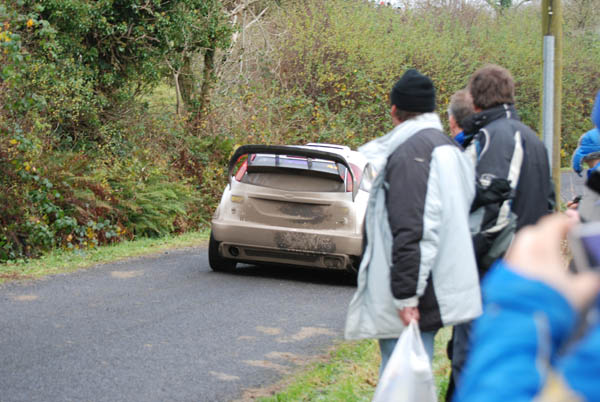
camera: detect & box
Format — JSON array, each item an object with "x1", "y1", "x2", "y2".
[{"x1": 568, "y1": 222, "x2": 600, "y2": 272}]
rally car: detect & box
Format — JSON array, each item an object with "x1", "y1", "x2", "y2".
[{"x1": 209, "y1": 143, "x2": 374, "y2": 273}]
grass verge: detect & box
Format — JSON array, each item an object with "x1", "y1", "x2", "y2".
[
  {"x1": 256, "y1": 327, "x2": 452, "y2": 402},
  {"x1": 0, "y1": 229, "x2": 210, "y2": 284}
]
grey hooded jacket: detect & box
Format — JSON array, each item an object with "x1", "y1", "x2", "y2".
[{"x1": 345, "y1": 113, "x2": 482, "y2": 339}]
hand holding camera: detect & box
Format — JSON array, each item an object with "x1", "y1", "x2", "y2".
[{"x1": 505, "y1": 213, "x2": 600, "y2": 311}]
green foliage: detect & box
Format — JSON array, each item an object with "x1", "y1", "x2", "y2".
[
  {"x1": 0, "y1": 1, "x2": 230, "y2": 262},
  {"x1": 97, "y1": 157, "x2": 199, "y2": 237},
  {"x1": 2, "y1": 0, "x2": 600, "y2": 263},
  {"x1": 212, "y1": 0, "x2": 599, "y2": 168},
  {"x1": 0, "y1": 0, "x2": 230, "y2": 148},
  {"x1": 22, "y1": 0, "x2": 229, "y2": 92},
  {"x1": 0, "y1": 133, "x2": 199, "y2": 262}
]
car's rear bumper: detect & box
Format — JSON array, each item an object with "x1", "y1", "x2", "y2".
[{"x1": 211, "y1": 220, "x2": 362, "y2": 270}]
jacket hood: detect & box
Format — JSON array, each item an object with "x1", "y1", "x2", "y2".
[
  {"x1": 358, "y1": 112, "x2": 442, "y2": 172},
  {"x1": 461, "y1": 104, "x2": 519, "y2": 136},
  {"x1": 571, "y1": 127, "x2": 600, "y2": 176}
]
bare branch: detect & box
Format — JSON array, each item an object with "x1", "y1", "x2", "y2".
[
  {"x1": 227, "y1": 0, "x2": 260, "y2": 17},
  {"x1": 513, "y1": 0, "x2": 532, "y2": 9},
  {"x1": 245, "y1": 7, "x2": 269, "y2": 30}
]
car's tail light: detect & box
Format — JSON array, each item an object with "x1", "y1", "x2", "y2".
[
  {"x1": 234, "y1": 154, "x2": 257, "y2": 181},
  {"x1": 234, "y1": 160, "x2": 248, "y2": 181},
  {"x1": 346, "y1": 163, "x2": 362, "y2": 193}
]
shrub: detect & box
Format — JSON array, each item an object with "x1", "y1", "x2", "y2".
[{"x1": 211, "y1": 0, "x2": 600, "y2": 166}]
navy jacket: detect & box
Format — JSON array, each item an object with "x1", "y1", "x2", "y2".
[{"x1": 462, "y1": 104, "x2": 554, "y2": 273}]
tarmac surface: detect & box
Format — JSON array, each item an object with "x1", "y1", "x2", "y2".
[
  {"x1": 0, "y1": 250, "x2": 356, "y2": 402},
  {"x1": 560, "y1": 171, "x2": 586, "y2": 204}
]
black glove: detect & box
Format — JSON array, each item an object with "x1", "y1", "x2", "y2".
[{"x1": 471, "y1": 175, "x2": 515, "y2": 212}]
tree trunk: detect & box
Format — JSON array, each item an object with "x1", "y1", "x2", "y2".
[
  {"x1": 180, "y1": 56, "x2": 195, "y2": 109},
  {"x1": 197, "y1": 47, "x2": 216, "y2": 121}
]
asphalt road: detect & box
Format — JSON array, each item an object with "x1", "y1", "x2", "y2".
[
  {"x1": 560, "y1": 171, "x2": 586, "y2": 204},
  {"x1": 0, "y1": 249, "x2": 356, "y2": 402}
]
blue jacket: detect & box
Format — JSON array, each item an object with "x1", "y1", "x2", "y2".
[
  {"x1": 455, "y1": 260, "x2": 600, "y2": 402},
  {"x1": 572, "y1": 127, "x2": 600, "y2": 176},
  {"x1": 454, "y1": 131, "x2": 465, "y2": 146},
  {"x1": 572, "y1": 90, "x2": 600, "y2": 176}
]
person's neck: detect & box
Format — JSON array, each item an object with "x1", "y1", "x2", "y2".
[{"x1": 588, "y1": 159, "x2": 600, "y2": 170}]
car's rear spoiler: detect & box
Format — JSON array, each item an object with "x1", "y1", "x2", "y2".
[{"x1": 228, "y1": 145, "x2": 358, "y2": 201}]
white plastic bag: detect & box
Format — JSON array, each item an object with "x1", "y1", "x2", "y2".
[{"x1": 372, "y1": 320, "x2": 437, "y2": 402}]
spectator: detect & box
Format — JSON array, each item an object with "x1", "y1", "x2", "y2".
[
  {"x1": 454, "y1": 213, "x2": 600, "y2": 402},
  {"x1": 569, "y1": 91, "x2": 600, "y2": 211},
  {"x1": 344, "y1": 69, "x2": 481, "y2": 375},
  {"x1": 448, "y1": 89, "x2": 475, "y2": 147},
  {"x1": 572, "y1": 91, "x2": 600, "y2": 179},
  {"x1": 450, "y1": 64, "x2": 555, "y2": 393},
  {"x1": 444, "y1": 88, "x2": 476, "y2": 400},
  {"x1": 578, "y1": 163, "x2": 600, "y2": 223}
]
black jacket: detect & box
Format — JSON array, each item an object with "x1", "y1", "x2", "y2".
[
  {"x1": 384, "y1": 128, "x2": 478, "y2": 331},
  {"x1": 463, "y1": 104, "x2": 554, "y2": 272}
]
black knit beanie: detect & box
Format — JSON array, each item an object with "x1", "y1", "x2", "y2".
[{"x1": 390, "y1": 69, "x2": 436, "y2": 113}]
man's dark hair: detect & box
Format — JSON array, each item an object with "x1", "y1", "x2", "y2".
[
  {"x1": 468, "y1": 64, "x2": 515, "y2": 110},
  {"x1": 392, "y1": 108, "x2": 421, "y2": 122},
  {"x1": 448, "y1": 89, "x2": 475, "y2": 126}
]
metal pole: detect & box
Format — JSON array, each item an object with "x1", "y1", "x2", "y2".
[{"x1": 542, "y1": 35, "x2": 555, "y2": 170}]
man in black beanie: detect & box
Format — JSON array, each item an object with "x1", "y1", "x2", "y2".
[{"x1": 345, "y1": 69, "x2": 481, "y2": 376}]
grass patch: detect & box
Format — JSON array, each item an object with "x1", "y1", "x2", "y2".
[
  {"x1": 257, "y1": 339, "x2": 379, "y2": 402},
  {"x1": 257, "y1": 327, "x2": 452, "y2": 402},
  {"x1": 0, "y1": 229, "x2": 210, "y2": 284},
  {"x1": 433, "y1": 326, "x2": 453, "y2": 399}
]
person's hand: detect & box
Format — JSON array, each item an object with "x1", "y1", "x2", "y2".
[
  {"x1": 398, "y1": 306, "x2": 420, "y2": 325},
  {"x1": 504, "y1": 213, "x2": 600, "y2": 310},
  {"x1": 565, "y1": 208, "x2": 581, "y2": 222},
  {"x1": 566, "y1": 201, "x2": 579, "y2": 209},
  {"x1": 566, "y1": 195, "x2": 582, "y2": 210}
]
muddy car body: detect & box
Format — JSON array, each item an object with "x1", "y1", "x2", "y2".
[{"x1": 209, "y1": 144, "x2": 374, "y2": 273}]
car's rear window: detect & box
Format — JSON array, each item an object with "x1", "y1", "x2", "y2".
[
  {"x1": 240, "y1": 154, "x2": 347, "y2": 192},
  {"x1": 241, "y1": 173, "x2": 346, "y2": 192},
  {"x1": 248, "y1": 155, "x2": 343, "y2": 178}
]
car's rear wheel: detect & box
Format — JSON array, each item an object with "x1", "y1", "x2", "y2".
[{"x1": 209, "y1": 232, "x2": 237, "y2": 272}]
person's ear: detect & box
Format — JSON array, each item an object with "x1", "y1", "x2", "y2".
[
  {"x1": 391, "y1": 104, "x2": 401, "y2": 125},
  {"x1": 449, "y1": 115, "x2": 457, "y2": 130}
]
